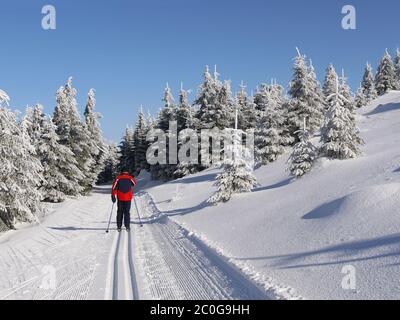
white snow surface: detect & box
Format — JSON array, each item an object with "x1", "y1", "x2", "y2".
[
  {"x1": 1, "y1": 92, "x2": 400, "y2": 300},
  {"x1": 0, "y1": 177, "x2": 269, "y2": 300}
]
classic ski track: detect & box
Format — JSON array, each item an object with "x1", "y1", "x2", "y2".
[
  {"x1": 107, "y1": 229, "x2": 138, "y2": 300},
  {"x1": 133, "y1": 194, "x2": 269, "y2": 300},
  {"x1": 1, "y1": 184, "x2": 267, "y2": 300}
]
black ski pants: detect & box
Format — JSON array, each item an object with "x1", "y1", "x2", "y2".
[{"x1": 117, "y1": 201, "x2": 131, "y2": 229}]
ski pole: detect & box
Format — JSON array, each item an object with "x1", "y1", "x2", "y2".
[
  {"x1": 133, "y1": 197, "x2": 143, "y2": 227},
  {"x1": 105, "y1": 203, "x2": 115, "y2": 233}
]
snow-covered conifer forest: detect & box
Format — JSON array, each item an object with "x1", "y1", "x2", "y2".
[
  {"x1": 1, "y1": 48, "x2": 399, "y2": 228},
  {"x1": 0, "y1": 78, "x2": 117, "y2": 229},
  {"x1": 119, "y1": 48, "x2": 398, "y2": 194}
]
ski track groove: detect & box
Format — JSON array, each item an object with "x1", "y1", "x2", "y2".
[
  {"x1": 132, "y1": 193, "x2": 268, "y2": 300},
  {"x1": 127, "y1": 231, "x2": 140, "y2": 299},
  {"x1": 108, "y1": 229, "x2": 138, "y2": 300},
  {"x1": 112, "y1": 231, "x2": 121, "y2": 300},
  {"x1": 153, "y1": 218, "x2": 230, "y2": 299}
]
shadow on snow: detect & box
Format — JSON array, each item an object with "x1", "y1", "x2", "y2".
[
  {"x1": 366, "y1": 103, "x2": 400, "y2": 116},
  {"x1": 229, "y1": 233, "x2": 400, "y2": 269}
]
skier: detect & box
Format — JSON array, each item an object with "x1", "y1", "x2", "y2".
[{"x1": 111, "y1": 171, "x2": 137, "y2": 232}]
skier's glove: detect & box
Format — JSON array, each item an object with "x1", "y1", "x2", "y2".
[{"x1": 112, "y1": 196, "x2": 116, "y2": 203}]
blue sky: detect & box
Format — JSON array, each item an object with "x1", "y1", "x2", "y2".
[{"x1": 0, "y1": 0, "x2": 399, "y2": 142}]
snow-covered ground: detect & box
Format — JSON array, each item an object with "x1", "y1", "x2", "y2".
[
  {"x1": 0, "y1": 185, "x2": 269, "y2": 300},
  {"x1": 0, "y1": 189, "x2": 113, "y2": 300},
  {"x1": 1, "y1": 92, "x2": 399, "y2": 300}
]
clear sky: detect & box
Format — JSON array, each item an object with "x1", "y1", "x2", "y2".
[{"x1": 1, "y1": 0, "x2": 399, "y2": 142}]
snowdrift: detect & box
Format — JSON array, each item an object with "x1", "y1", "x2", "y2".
[{"x1": 143, "y1": 91, "x2": 400, "y2": 299}]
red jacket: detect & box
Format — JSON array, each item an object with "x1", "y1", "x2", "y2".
[{"x1": 111, "y1": 174, "x2": 137, "y2": 202}]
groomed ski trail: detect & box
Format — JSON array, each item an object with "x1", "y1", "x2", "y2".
[
  {"x1": 131, "y1": 194, "x2": 269, "y2": 300},
  {"x1": 104, "y1": 230, "x2": 138, "y2": 300},
  {"x1": 0, "y1": 183, "x2": 270, "y2": 300}
]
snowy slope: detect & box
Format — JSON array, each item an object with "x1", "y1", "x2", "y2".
[
  {"x1": 0, "y1": 182, "x2": 270, "y2": 300},
  {"x1": 1, "y1": 92, "x2": 399, "y2": 300},
  {"x1": 142, "y1": 91, "x2": 400, "y2": 300}
]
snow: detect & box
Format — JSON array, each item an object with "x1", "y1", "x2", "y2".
[
  {"x1": 0, "y1": 181, "x2": 269, "y2": 300},
  {"x1": 0, "y1": 191, "x2": 113, "y2": 300},
  {"x1": 1, "y1": 92, "x2": 400, "y2": 300},
  {"x1": 132, "y1": 195, "x2": 267, "y2": 299},
  {"x1": 142, "y1": 91, "x2": 400, "y2": 299}
]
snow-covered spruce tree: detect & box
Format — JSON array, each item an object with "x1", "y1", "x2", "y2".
[
  {"x1": 0, "y1": 91, "x2": 14, "y2": 227},
  {"x1": 253, "y1": 83, "x2": 269, "y2": 112},
  {"x1": 22, "y1": 104, "x2": 46, "y2": 146},
  {"x1": 340, "y1": 75, "x2": 364, "y2": 150},
  {"x1": 254, "y1": 82, "x2": 293, "y2": 152},
  {"x1": 287, "y1": 49, "x2": 324, "y2": 138},
  {"x1": 194, "y1": 66, "x2": 232, "y2": 130},
  {"x1": 0, "y1": 95, "x2": 43, "y2": 228},
  {"x1": 98, "y1": 143, "x2": 120, "y2": 183},
  {"x1": 361, "y1": 63, "x2": 378, "y2": 104},
  {"x1": 21, "y1": 104, "x2": 81, "y2": 201},
  {"x1": 158, "y1": 83, "x2": 177, "y2": 131},
  {"x1": 255, "y1": 112, "x2": 283, "y2": 165},
  {"x1": 208, "y1": 129, "x2": 258, "y2": 205},
  {"x1": 254, "y1": 84, "x2": 291, "y2": 165},
  {"x1": 0, "y1": 89, "x2": 9, "y2": 105},
  {"x1": 142, "y1": 111, "x2": 155, "y2": 172},
  {"x1": 84, "y1": 89, "x2": 106, "y2": 182},
  {"x1": 308, "y1": 60, "x2": 327, "y2": 112},
  {"x1": 361, "y1": 63, "x2": 378, "y2": 105},
  {"x1": 193, "y1": 67, "x2": 233, "y2": 171},
  {"x1": 323, "y1": 64, "x2": 338, "y2": 102},
  {"x1": 287, "y1": 119, "x2": 317, "y2": 178},
  {"x1": 133, "y1": 108, "x2": 148, "y2": 174},
  {"x1": 200, "y1": 79, "x2": 235, "y2": 168},
  {"x1": 270, "y1": 83, "x2": 294, "y2": 147},
  {"x1": 339, "y1": 70, "x2": 355, "y2": 113},
  {"x1": 174, "y1": 85, "x2": 199, "y2": 178},
  {"x1": 394, "y1": 49, "x2": 400, "y2": 85},
  {"x1": 146, "y1": 111, "x2": 155, "y2": 132},
  {"x1": 176, "y1": 84, "x2": 194, "y2": 132},
  {"x1": 150, "y1": 84, "x2": 178, "y2": 181},
  {"x1": 194, "y1": 65, "x2": 219, "y2": 129},
  {"x1": 236, "y1": 82, "x2": 257, "y2": 130},
  {"x1": 320, "y1": 76, "x2": 363, "y2": 160},
  {"x1": 355, "y1": 84, "x2": 367, "y2": 109},
  {"x1": 118, "y1": 126, "x2": 136, "y2": 174},
  {"x1": 37, "y1": 116, "x2": 83, "y2": 202},
  {"x1": 217, "y1": 79, "x2": 234, "y2": 128},
  {"x1": 375, "y1": 50, "x2": 398, "y2": 96},
  {"x1": 53, "y1": 78, "x2": 95, "y2": 192}
]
